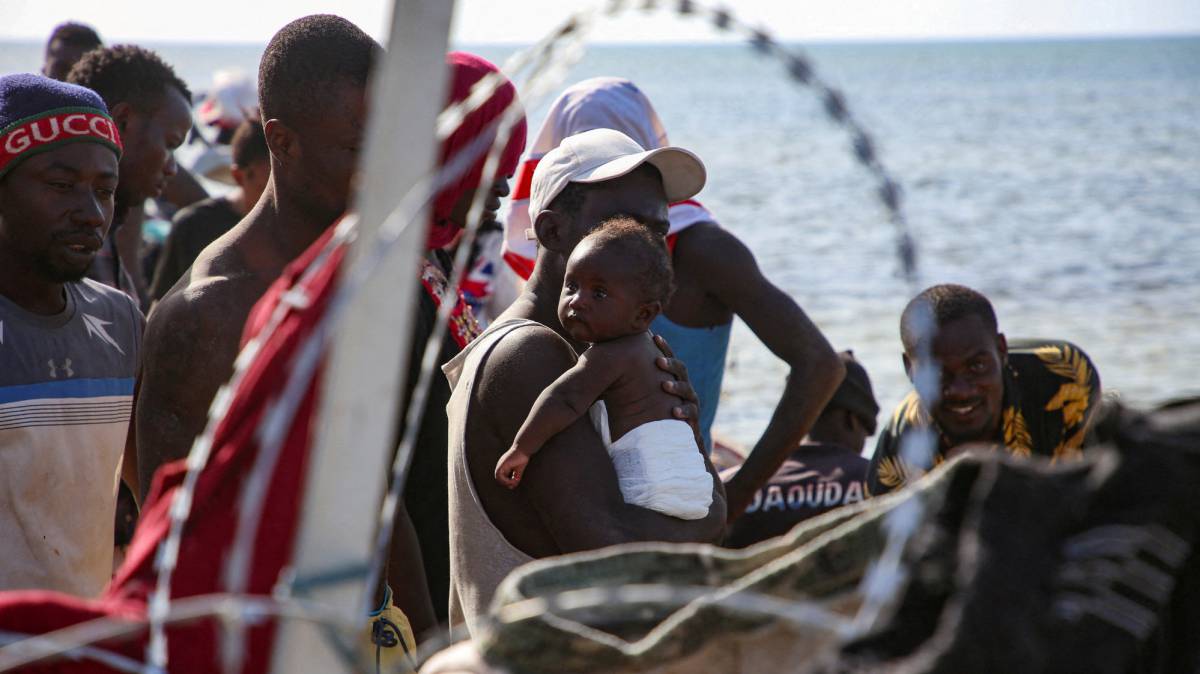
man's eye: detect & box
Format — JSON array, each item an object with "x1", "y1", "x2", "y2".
[
  {"x1": 96, "y1": 187, "x2": 115, "y2": 199},
  {"x1": 564, "y1": 282, "x2": 578, "y2": 293},
  {"x1": 48, "y1": 181, "x2": 73, "y2": 191},
  {"x1": 969, "y1": 360, "x2": 988, "y2": 374},
  {"x1": 594, "y1": 288, "x2": 607, "y2": 300}
]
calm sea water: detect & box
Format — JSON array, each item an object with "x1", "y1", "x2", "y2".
[{"x1": 3, "y1": 37, "x2": 1199, "y2": 450}]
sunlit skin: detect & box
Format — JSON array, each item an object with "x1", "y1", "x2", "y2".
[
  {"x1": 137, "y1": 81, "x2": 368, "y2": 498},
  {"x1": 0, "y1": 143, "x2": 118, "y2": 314},
  {"x1": 903, "y1": 314, "x2": 1008, "y2": 449},
  {"x1": 494, "y1": 237, "x2": 669, "y2": 487},
  {"x1": 109, "y1": 87, "x2": 192, "y2": 210},
  {"x1": 558, "y1": 238, "x2": 656, "y2": 344}
]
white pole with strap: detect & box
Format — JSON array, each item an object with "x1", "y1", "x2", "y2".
[{"x1": 268, "y1": 1, "x2": 455, "y2": 671}]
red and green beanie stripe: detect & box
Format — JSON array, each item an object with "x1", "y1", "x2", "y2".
[{"x1": 0, "y1": 73, "x2": 125, "y2": 180}]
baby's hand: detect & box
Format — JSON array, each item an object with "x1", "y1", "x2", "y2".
[{"x1": 495, "y1": 447, "x2": 529, "y2": 489}]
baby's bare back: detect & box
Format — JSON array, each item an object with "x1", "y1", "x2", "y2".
[{"x1": 590, "y1": 333, "x2": 684, "y2": 442}]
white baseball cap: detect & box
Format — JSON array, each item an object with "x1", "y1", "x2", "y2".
[{"x1": 527, "y1": 128, "x2": 706, "y2": 224}]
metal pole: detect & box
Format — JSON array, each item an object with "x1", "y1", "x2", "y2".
[{"x1": 268, "y1": 2, "x2": 455, "y2": 671}]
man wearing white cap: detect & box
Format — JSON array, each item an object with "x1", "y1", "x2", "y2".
[{"x1": 442, "y1": 129, "x2": 726, "y2": 634}]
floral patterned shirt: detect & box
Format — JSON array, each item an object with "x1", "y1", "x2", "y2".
[{"x1": 868, "y1": 339, "x2": 1101, "y2": 495}]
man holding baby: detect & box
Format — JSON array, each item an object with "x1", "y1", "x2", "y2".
[{"x1": 445, "y1": 128, "x2": 841, "y2": 636}]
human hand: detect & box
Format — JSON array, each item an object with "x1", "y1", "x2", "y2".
[
  {"x1": 494, "y1": 447, "x2": 529, "y2": 489},
  {"x1": 653, "y1": 334, "x2": 702, "y2": 440}
]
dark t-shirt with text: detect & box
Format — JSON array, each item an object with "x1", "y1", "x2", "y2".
[{"x1": 722, "y1": 443, "x2": 869, "y2": 548}]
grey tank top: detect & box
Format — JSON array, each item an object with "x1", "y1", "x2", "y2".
[{"x1": 442, "y1": 318, "x2": 539, "y2": 635}]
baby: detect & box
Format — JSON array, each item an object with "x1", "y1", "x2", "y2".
[{"x1": 494, "y1": 215, "x2": 713, "y2": 520}]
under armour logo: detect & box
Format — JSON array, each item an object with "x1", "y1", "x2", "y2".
[{"x1": 48, "y1": 358, "x2": 75, "y2": 379}]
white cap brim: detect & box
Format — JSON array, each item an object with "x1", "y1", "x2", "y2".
[{"x1": 570, "y1": 145, "x2": 706, "y2": 204}]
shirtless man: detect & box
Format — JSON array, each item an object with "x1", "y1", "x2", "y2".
[
  {"x1": 136, "y1": 16, "x2": 377, "y2": 493},
  {"x1": 495, "y1": 216, "x2": 713, "y2": 521},
  {"x1": 444, "y1": 129, "x2": 726, "y2": 633},
  {"x1": 134, "y1": 14, "x2": 439, "y2": 637}
]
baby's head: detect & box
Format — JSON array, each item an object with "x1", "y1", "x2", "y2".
[{"x1": 558, "y1": 215, "x2": 673, "y2": 344}]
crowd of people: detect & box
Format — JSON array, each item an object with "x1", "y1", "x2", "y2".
[{"x1": 0, "y1": 14, "x2": 1108, "y2": 670}]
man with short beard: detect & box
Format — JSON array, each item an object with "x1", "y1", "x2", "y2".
[{"x1": 0, "y1": 74, "x2": 141, "y2": 596}]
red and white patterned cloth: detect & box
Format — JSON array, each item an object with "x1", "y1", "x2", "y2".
[{"x1": 501, "y1": 77, "x2": 716, "y2": 281}]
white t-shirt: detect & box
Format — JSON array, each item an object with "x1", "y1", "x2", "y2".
[{"x1": 0, "y1": 279, "x2": 143, "y2": 596}]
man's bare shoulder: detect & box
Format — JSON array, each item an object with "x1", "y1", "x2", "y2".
[
  {"x1": 187, "y1": 227, "x2": 257, "y2": 288},
  {"x1": 477, "y1": 324, "x2": 577, "y2": 393},
  {"x1": 675, "y1": 221, "x2": 754, "y2": 267}
]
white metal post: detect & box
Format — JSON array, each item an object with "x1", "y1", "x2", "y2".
[{"x1": 268, "y1": 2, "x2": 455, "y2": 671}]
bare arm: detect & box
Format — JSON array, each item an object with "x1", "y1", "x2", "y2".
[
  {"x1": 683, "y1": 224, "x2": 844, "y2": 521},
  {"x1": 476, "y1": 328, "x2": 726, "y2": 552},
  {"x1": 511, "y1": 347, "x2": 621, "y2": 458},
  {"x1": 135, "y1": 286, "x2": 242, "y2": 500}
]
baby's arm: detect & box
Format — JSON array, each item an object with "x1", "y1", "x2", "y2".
[{"x1": 495, "y1": 345, "x2": 623, "y2": 488}]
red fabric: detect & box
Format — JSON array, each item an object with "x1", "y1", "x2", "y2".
[
  {"x1": 0, "y1": 110, "x2": 122, "y2": 175},
  {"x1": 502, "y1": 250, "x2": 536, "y2": 281},
  {"x1": 510, "y1": 157, "x2": 538, "y2": 202},
  {"x1": 0, "y1": 230, "x2": 345, "y2": 673},
  {"x1": 427, "y1": 52, "x2": 527, "y2": 250}
]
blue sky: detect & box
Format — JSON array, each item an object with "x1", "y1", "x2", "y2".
[{"x1": 5, "y1": 0, "x2": 1199, "y2": 44}]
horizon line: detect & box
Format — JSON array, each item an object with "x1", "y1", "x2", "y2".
[{"x1": 1, "y1": 28, "x2": 1198, "y2": 48}]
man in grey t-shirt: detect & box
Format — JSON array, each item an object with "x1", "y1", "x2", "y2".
[{"x1": 0, "y1": 74, "x2": 143, "y2": 596}]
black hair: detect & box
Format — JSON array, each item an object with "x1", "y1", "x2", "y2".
[
  {"x1": 230, "y1": 118, "x2": 269, "y2": 167},
  {"x1": 47, "y1": 22, "x2": 102, "y2": 51},
  {"x1": 257, "y1": 14, "x2": 380, "y2": 127},
  {"x1": 900, "y1": 283, "x2": 998, "y2": 353},
  {"x1": 581, "y1": 214, "x2": 674, "y2": 305},
  {"x1": 66, "y1": 44, "x2": 191, "y2": 110}
]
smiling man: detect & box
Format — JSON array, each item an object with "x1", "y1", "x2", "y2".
[
  {"x1": 66, "y1": 45, "x2": 193, "y2": 304},
  {"x1": 868, "y1": 283, "x2": 1102, "y2": 494},
  {"x1": 0, "y1": 74, "x2": 142, "y2": 596}
]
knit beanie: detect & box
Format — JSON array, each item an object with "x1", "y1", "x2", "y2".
[{"x1": 0, "y1": 73, "x2": 122, "y2": 180}]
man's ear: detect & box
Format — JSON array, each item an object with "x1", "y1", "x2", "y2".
[
  {"x1": 229, "y1": 165, "x2": 246, "y2": 188},
  {"x1": 633, "y1": 300, "x2": 662, "y2": 331},
  {"x1": 263, "y1": 119, "x2": 296, "y2": 165},
  {"x1": 532, "y1": 209, "x2": 568, "y2": 253},
  {"x1": 902, "y1": 352, "x2": 914, "y2": 382},
  {"x1": 996, "y1": 332, "x2": 1008, "y2": 365},
  {"x1": 110, "y1": 101, "x2": 135, "y2": 135}
]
